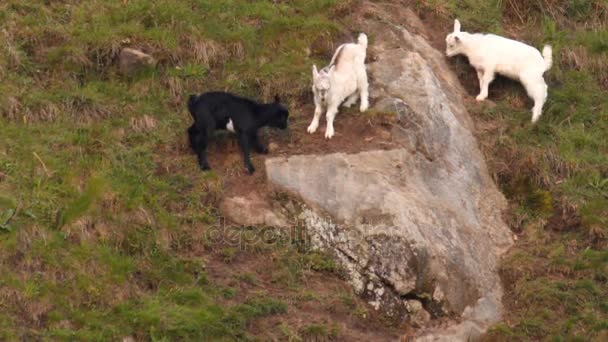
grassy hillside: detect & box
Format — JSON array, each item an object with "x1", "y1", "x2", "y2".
[
  {"x1": 0, "y1": 1, "x2": 368, "y2": 340},
  {"x1": 416, "y1": 0, "x2": 608, "y2": 340}
]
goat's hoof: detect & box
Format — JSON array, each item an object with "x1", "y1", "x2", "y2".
[
  {"x1": 200, "y1": 165, "x2": 211, "y2": 171},
  {"x1": 307, "y1": 125, "x2": 318, "y2": 134},
  {"x1": 324, "y1": 130, "x2": 335, "y2": 139},
  {"x1": 245, "y1": 165, "x2": 256, "y2": 174},
  {"x1": 360, "y1": 103, "x2": 369, "y2": 112},
  {"x1": 475, "y1": 95, "x2": 486, "y2": 102}
]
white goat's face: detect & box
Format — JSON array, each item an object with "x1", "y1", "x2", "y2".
[
  {"x1": 445, "y1": 19, "x2": 463, "y2": 57},
  {"x1": 312, "y1": 64, "x2": 332, "y2": 103},
  {"x1": 445, "y1": 33, "x2": 463, "y2": 57},
  {"x1": 314, "y1": 75, "x2": 331, "y2": 103}
]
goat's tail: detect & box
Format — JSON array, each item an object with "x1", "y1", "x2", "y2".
[
  {"x1": 542, "y1": 45, "x2": 553, "y2": 71},
  {"x1": 357, "y1": 33, "x2": 368, "y2": 49},
  {"x1": 187, "y1": 94, "x2": 198, "y2": 118}
]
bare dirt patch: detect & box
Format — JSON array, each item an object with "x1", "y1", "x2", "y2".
[
  {"x1": 203, "y1": 247, "x2": 404, "y2": 341},
  {"x1": 176, "y1": 103, "x2": 399, "y2": 199}
]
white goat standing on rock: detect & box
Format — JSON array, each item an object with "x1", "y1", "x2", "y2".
[
  {"x1": 445, "y1": 19, "x2": 553, "y2": 123},
  {"x1": 308, "y1": 33, "x2": 369, "y2": 139}
]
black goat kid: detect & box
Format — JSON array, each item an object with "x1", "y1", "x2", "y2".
[{"x1": 187, "y1": 91, "x2": 289, "y2": 174}]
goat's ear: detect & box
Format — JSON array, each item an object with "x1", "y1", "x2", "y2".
[
  {"x1": 454, "y1": 19, "x2": 461, "y2": 33},
  {"x1": 312, "y1": 65, "x2": 319, "y2": 78},
  {"x1": 274, "y1": 95, "x2": 281, "y2": 103},
  {"x1": 455, "y1": 35, "x2": 461, "y2": 43},
  {"x1": 328, "y1": 65, "x2": 336, "y2": 75}
]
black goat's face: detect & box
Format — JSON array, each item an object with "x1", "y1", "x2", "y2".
[
  {"x1": 266, "y1": 101, "x2": 289, "y2": 129},
  {"x1": 271, "y1": 106, "x2": 289, "y2": 129},
  {"x1": 265, "y1": 96, "x2": 289, "y2": 129}
]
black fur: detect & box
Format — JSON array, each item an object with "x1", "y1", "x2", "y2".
[{"x1": 187, "y1": 91, "x2": 289, "y2": 174}]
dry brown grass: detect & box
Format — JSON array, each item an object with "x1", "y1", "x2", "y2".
[
  {"x1": 562, "y1": 45, "x2": 608, "y2": 88},
  {"x1": 129, "y1": 114, "x2": 157, "y2": 133},
  {"x1": 62, "y1": 217, "x2": 104, "y2": 243},
  {"x1": 2, "y1": 28, "x2": 23, "y2": 69},
  {"x1": 64, "y1": 102, "x2": 110, "y2": 122},
  {"x1": 3, "y1": 97, "x2": 116, "y2": 123},
  {"x1": 414, "y1": 0, "x2": 452, "y2": 17},
  {"x1": 2, "y1": 97, "x2": 22, "y2": 121},
  {"x1": 503, "y1": 0, "x2": 608, "y2": 24},
  {"x1": 188, "y1": 38, "x2": 229, "y2": 68},
  {"x1": 32, "y1": 103, "x2": 60, "y2": 122},
  {"x1": 164, "y1": 76, "x2": 183, "y2": 106}
]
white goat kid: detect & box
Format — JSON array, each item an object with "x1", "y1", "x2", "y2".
[
  {"x1": 445, "y1": 19, "x2": 553, "y2": 123},
  {"x1": 308, "y1": 33, "x2": 369, "y2": 139}
]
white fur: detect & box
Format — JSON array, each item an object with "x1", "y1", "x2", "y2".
[
  {"x1": 308, "y1": 33, "x2": 369, "y2": 139},
  {"x1": 226, "y1": 119, "x2": 235, "y2": 133},
  {"x1": 446, "y1": 19, "x2": 552, "y2": 123}
]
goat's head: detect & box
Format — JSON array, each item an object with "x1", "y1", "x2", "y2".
[
  {"x1": 312, "y1": 64, "x2": 333, "y2": 104},
  {"x1": 266, "y1": 95, "x2": 289, "y2": 129},
  {"x1": 445, "y1": 19, "x2": 465, "y2": 57}
]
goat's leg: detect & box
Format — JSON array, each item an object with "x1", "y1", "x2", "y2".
[
  {"x1": 475, "y1": 69, "x2": 485, "y2": 100},
  {"x1": 250, "y1": 132, "x2": 268, "y2": 154},
  {"x1": 476, "y1": 69, "x2": 484, "y2": 87},
  {"x1": 324, "y1": 105, "x2": 339, "y2": 139},
  {"x1": 193, "y1": 126, "x2": 211, "y2": 170},
  {"x1": 237, "y1": 131, "x2": 255, "y2": 174},
  {"x1": 307, "y1": 99, "x2": 323, "y2": 134},
  {"x1": 476, "y1": 70, "x2": 495, "y2": 101},
  {"x1": 357, "y1": 69, "x2": 370, "y2": 112},
  {"x1": 343, "y1": 92, "x2": 359, "y2": 108},
  {"x1": 522, "y1": 74, "x2": 548, "y2": 123},
  {"x1": 187, "y1": 125, "x2": 199, "y2": 154}
]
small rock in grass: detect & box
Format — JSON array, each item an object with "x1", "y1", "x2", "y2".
[
  {"x1": 220, "y1": 191, "x2": 289, "y2": 228},
  {"x1": 119, "y1": 48, "x2": 156, "y2": 75}
]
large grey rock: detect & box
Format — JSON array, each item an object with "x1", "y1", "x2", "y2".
[{"x1": 265, "y1": 8, "x2": 513, "y2": 341}]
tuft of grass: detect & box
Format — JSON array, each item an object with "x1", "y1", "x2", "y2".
[
  {"x1": 299, "y1": 323, "x2": 340, "y2": 340},
  {"x1": 57, "y1": 176, "x2": 106, "y2": 228},
  {"x1": 302, "y1": 251, "x2": 342, "y2": 274}
]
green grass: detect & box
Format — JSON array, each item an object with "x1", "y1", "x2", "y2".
[
  {"x1": 0, "y1": 0, "x2": 342, "y2": 123},
  {"x1": 299, "y1": 323, "x2": 340, "y2": 340},
  {"x1": 0, "y1": 0, "x2": 350, "y2": 340},
  {"x1": 416, "y1": 0, "x2": 608, "y2": 340}
]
